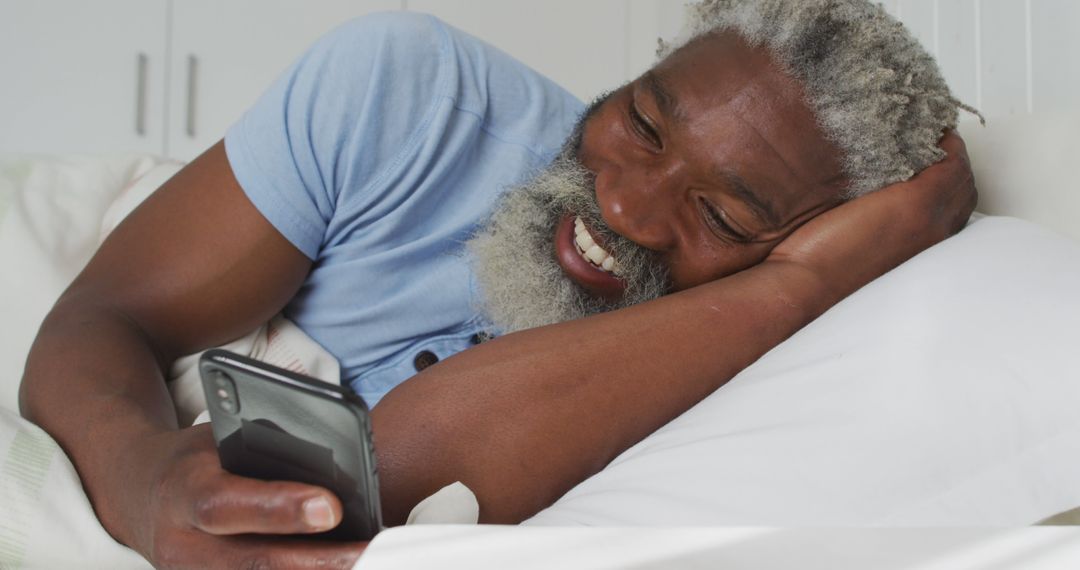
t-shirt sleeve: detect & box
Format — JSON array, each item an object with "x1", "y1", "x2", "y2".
[{"x1": 224, "y1": 12, "x2": 451, "y2": 259}]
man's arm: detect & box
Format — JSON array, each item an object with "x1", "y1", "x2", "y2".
[
  {"x1": 372, "y1": 133, "x2": 976, "y2": 524},
  {"x1": 20, "y1": 142, "x2": 364, "y2": 568}
]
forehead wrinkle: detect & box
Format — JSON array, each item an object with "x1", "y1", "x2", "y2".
[
  {"x1": 721, "y1": 86, "x2": 840, "y2": 227},
  {"x1": 729, "y1": 77, "x2": 844, "y2": 188}
]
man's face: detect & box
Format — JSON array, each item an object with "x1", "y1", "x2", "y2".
[
  {"x1": 572, "y1": 31, "x2": 848, "y2": 294},
  {"x1": 469, "y1": 32, "x2": 848, "y2": 333}
]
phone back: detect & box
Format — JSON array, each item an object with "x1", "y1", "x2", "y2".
[{"x1": 199, "y1": 349, "x2": 381, "y2": 540}]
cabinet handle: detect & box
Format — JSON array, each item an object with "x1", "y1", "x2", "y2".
[
  {"x1": 135, "y1": 53, "x2": 148, "y2": 136},
  {"x1": 186, "y1": 55, "x2": 199, "y2": 138}
]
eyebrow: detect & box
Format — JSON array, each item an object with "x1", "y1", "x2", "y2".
[
  {"x1": 643, "y1": 71, "x2": 686, "y2": 124},
  {"x1": 718, "y1": 170, "x2": 782, "y2": 230}
]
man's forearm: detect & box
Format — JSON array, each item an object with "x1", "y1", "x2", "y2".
[
  {"x1": 372, "y1": 259, "x2": 829, "y2": 524},
  {"x1": 24, "y1": 264, "x2": 818, "y2": 532},
  {"x1": 19, "y1": 298, "x2": 179, "y2": 544}
]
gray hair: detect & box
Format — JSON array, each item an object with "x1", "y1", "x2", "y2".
[{"x1": 659, "y1": 0, "x2": 979, "y2": 197}]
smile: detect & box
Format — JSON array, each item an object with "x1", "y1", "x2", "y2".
[
  {"x1": 554, "y1": 214, "x2": 625, "y2": 301},
  {"x1": 573, "y1": 216, "x2": 621, "y2": 275}
]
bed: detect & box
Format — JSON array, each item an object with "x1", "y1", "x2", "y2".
[{"x1": 2, "y1": 113, "x2": 1079, "y2": 568}]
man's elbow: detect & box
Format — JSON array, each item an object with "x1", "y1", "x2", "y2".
[{"x1": 370, "y1": 385, "x2": 563, "y2": 526}]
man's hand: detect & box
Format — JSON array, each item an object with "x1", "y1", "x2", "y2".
[
  {"x1": 19, "y1": 141, "x2": 367, "y2": 568},
  {"x1": 765, "y1": 130, "x2": 977, "y2": 306},
  {"x1": 115, "y1": 424, "x2": 365, "y2": 569}
]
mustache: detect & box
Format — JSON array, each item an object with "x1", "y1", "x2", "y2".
[
  {"x1": 465, "y1": 90, "x2": 671, "y2": 334},
  {"x1": 556, "y1": 89, "x2": 669, "y2": 287},
  {"x1": 542, "y1": 145, "x2": 671, "y2": 301}
]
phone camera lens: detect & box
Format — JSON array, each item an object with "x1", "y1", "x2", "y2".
[{"x1": 207, "y1": 370, "x2": 239, "y2": 414}]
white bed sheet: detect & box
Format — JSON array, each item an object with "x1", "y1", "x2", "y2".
[{"x1": 355, "y1": 525, "x2": 1080, "y2": 570}]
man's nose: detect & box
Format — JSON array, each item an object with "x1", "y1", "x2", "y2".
[{"x1": 596, "y1": 164, "x2": 681, "y2": 252}]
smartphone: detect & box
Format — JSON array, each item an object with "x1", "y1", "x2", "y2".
[{"x1": 199, "y1": 349, "x2": 382, "y2": 540}]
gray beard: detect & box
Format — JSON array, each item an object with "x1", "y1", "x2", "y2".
[{"x1": 466, "y1": 145, "x2": 670, "y2": 334}]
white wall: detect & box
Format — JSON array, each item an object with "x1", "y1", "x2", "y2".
[
  {"x1": 876, "y1": 0, "x2": 1080, "y2": 118},
  {"x1": 1, "y1": 0, "x2": 1077, "y2": 159}
]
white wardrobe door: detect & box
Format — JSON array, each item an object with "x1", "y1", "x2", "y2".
[
  {"x1": 0, "y1": 0, "x2": 168, "y2": 156},
  {"x1": 167, "y1": 0, "x2": 401, "y2": 162},
  {"x1": 407, "y1": 0, "x2": 629, "y2": 103}
]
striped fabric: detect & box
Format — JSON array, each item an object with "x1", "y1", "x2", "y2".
[{"x1": 0, "y1": 423, "x2": 59, "y2": 568}]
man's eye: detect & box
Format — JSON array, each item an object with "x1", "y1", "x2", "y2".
[
  {"x1": 700, "y1": 198, "x2": 748, "y2": 242},
  {"x1": 629, "y1": 104, "x2": 662, "y2": 148}
]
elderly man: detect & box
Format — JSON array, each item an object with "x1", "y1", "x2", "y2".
[{"x1": 20, "y1": 0, "x2": 975, "y2": 568}]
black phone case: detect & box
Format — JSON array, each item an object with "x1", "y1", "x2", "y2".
[{"x1": 198, "y1": 349, "x2": 382, "y2": 540}]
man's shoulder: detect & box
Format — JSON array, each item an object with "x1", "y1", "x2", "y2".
[
  {"x1": 311, "y1": 11, "x2": 450, "y2": 86},
  {"x1": 329, "y1": 11, "x2": 447, "y2": 55},
  {"x1": 328, "y1": 11, "x2": 582, "y2": 124},
  {"x1": 340, "y1": 10, "x2": 441, "y2": 35}
]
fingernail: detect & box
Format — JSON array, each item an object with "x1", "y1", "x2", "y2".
[{"x1": 303, "y1": 497, "x2": 335, "y2": 529}]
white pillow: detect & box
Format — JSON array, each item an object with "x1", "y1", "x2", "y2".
[
  {"x1": 0, "y1": 406, "x2": 150, "y2": 568},
  {"x1": 526, "y1": 216, "x2": 1080, "y2": 526},
  {"x1": 0, "y1": 155, "x2": 175, "y2": 411}
]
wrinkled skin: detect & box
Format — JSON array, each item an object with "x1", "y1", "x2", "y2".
[{"x1": 579, "y1": 32, "x2": 851, "y2": 291}]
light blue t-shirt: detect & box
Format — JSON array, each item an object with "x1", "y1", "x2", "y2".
[{"x1": 224, "y1": 12, "x2": 584, "y2": 407}]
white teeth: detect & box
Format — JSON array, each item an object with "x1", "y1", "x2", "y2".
[
  {"x1": 575, "y1": 230, "x2": 594, "y2": 252},
  {"x1": 585, "y1": 245, "x2": 607, "y2": 264},
  {"x1": 572, "y1": 216, "x2": 620, "y2": 275}
]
